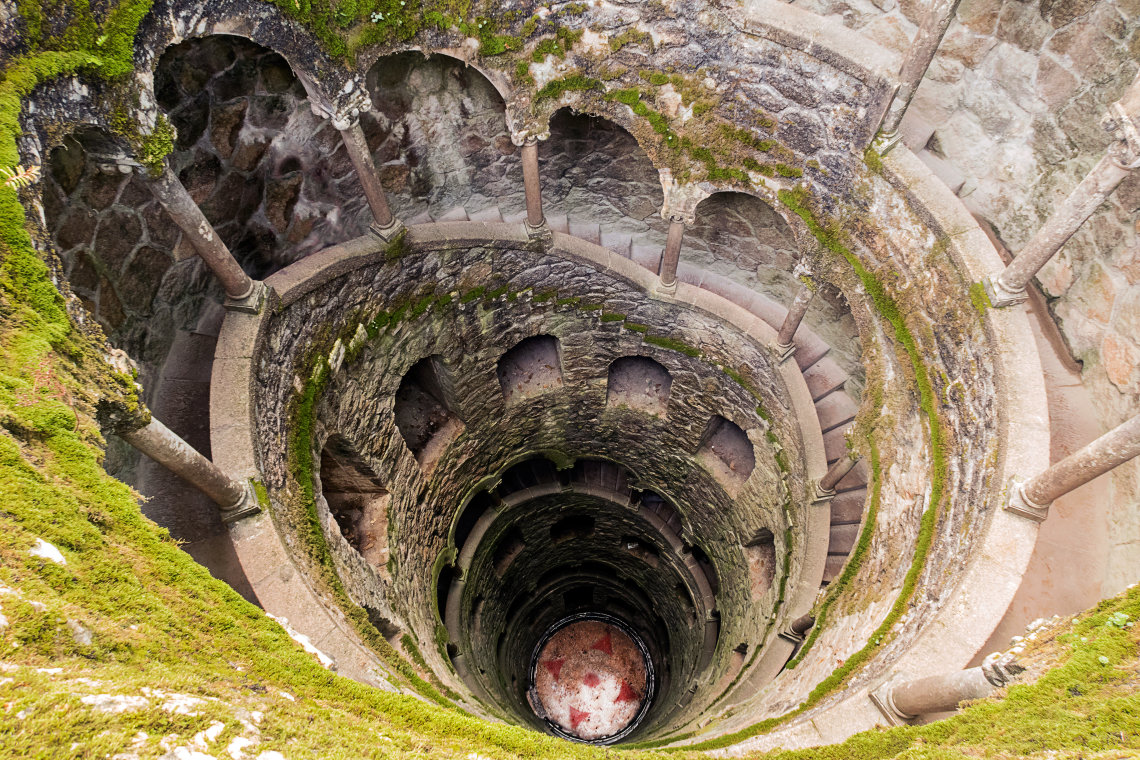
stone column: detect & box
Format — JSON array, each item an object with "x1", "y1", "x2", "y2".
[
  {"x1": 521, "y1": 138, "x2": 545, "y2": 230},
  {"x1": 119, "y1": 417, "x2": 259, "y2": 522},
  {"x1": 658, "y1": 215, "x2": 686, "y2": 293},
  {"x1": 984, "y1": 73, "x2": 1140, "y2": 307},
  {"x1": 148, "y1": 165, "x2": 265, "y2": 313},
  {"x1": 775, "y1": 283, "x2": 815, "y2": 362},
  {"x1": 335, "y1": 107, "x2": 404, "y2": 241},
  {"x1": 871, "y1": 654, "x2": 1020, "y2": 723},
  {"x1": 778, "y1": 613, "x2": 815, "y2": 644},
  {"x1": 1008, "y1": 413, "x2": 1140, "y2": 521},
  {"x1": 874, "y1": 0, "x2": 963, "y2": 154},
  {"x1": 814, "y1": 452, "x2": 859, "y2": 502}
]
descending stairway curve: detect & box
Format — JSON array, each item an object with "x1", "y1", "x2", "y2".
[{"x1": 409, "y1": 204, "x2": 868, "y2": 587}]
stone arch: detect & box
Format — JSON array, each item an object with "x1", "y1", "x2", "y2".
[
  {"x1": 496, "y1": 334, "x2": 564, "y2": 404},
  {"x1": 540, "y1": 107, "x2": 665, "y2": 235},
  {"x1": 690, "y1": 191, "x2": 801, "y2": 278},
  {"x1": 363, "y1": 50, "x2": 516, "y2": 217},
  {"x1": 152, "y1": 34, "x2": 343, "y2": 271},
  {"x1": 696, "y1": 415, "x2": 756, "y2": 494},
  {"x1": 606, "y1": 355, "x2": 673, "y2": 416},
  {"x1": 393, "y1": 355, "x2": 464, "y2": 469}
]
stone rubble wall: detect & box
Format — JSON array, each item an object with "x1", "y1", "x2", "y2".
[{"x1": 790, "y1": 0, "x2": 1140, "y2": 594}]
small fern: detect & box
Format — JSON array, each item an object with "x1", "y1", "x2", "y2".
[{"x1": 1, "y1": 164, "x2": 41, "y2": 189}]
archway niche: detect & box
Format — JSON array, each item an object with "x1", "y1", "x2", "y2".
[
  {"x1": 497, "y1": 335, "x2": 564, "y2": 404},
  {"x1": 364, "y1": 51, "x2": 515, "y2": 217},
  {"x1": 321, "y1": 434, "x2": 391, "y2": 574},
  {"x1": 540, "y1": 108, "x2": 668, "y2": 246},
  {"x1": 696, "y1": 416, "x2": 756, "y2": 494},
  {"x1": 393, "y1": 355, "x2": 464, "y2": 469},
  {"x1": 607, "y1": 356, "x2": 672, "y2": 416}
]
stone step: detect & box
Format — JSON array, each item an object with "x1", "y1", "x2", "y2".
[
  {"x1": 436, "y1": 206, "x2": 469, "y2": 222},
  {"x1": 802, "y1": 357, "x2": 849, "y2": 401},
  {"x1": 899, "y1": 110, "x2": 937, "y2": 152},
  {"x1": 600, "y1": 231, "x2": 633, "y2": 258},
  {"x1": 631, "y1": 244, "x2": 660, "y2": 272},
  {"x1": 828, "y1": 523, "x2": 859, "y2": 555},
  {"x1": 822, "y1": 554, "x2": 847, "y2": 583},
  {"x1": 815, "y1": 391, "x2": 858, "y2": 433},
  {"x1": 547, "y1": 214, "x2": 570, "y2": 234},
  {"x1": 406, "y1": 209, "x2": 434, "y2": 225},
  {"x1": 822, "y1": 425, "x2": 851, "y2": 464},
  {"x1": 794, "y1": 336, "x2": 830, "y2": 372},
  {"x1": 830, "y1": 488, "x2": 868, "y2": 525},
  {"x1": 502, "y1": 210, "x2": 527, "y2": 224},
  {"x1": 917, "y1": 150, "x2": 966, "y2": 196},
  {"x1": 569, "y1": 219, "x2": 601, "y2": 246},
  {"x1": 835, "y1": 458, "x2": 870, "y2": 491},
  {"x1": 468, "y1": 206, "x2": 504, "y2": 223}
]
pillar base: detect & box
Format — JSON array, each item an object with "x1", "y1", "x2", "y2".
[
  {"x1": 869, "y1": 681, "x2": 912, "y2": 726},
  {"x1": 776, "y1": 626, "x2": 805, "y2": 645},
  {"x1": 224, "y1": 280, "x2": 268, "y2": 314},
  {"x1": 775, "y1": 341, "x2": 797, "y2": 364},
  {"x1": 811, "y1": 481, "x2": 836, "y2": 504},
  {"x1": 982, "y1": 275, "x2": 1028, "y2": 309},
  {"x1": 219, "y1": 480, "x2": 262, "y2": 523},
  {"x1": 872, "y1": 129, "x2": 903, "y2": 157},
  {"x1": 524, "y1": 219, "x2": 553, "y2": 248},
  {"x1": 1004, "y1": 480, "x2": 1050, "y2": 522},
  {"x1": 655, "y1": 279, "x2": 678, "y2": 297},
  {"x1": 370, "y1": 217, "x2": 406, "y2": 242}
]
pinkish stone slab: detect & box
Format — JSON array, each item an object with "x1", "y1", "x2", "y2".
[{"x1": 533, "y1": 620, "x2": 647, "y2": 741}]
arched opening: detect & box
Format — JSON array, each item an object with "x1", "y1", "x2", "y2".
[
  {"x1": 606, "y1": 356, "x2": 672, "y2": 416},
  {"x1": 364, "y1": 51, "x2": 514, "y2": 220},
  {"x1": 696, "y1": 416, "x2": 755, "y2": 493},
  {"x1": 393, "y1": 355, "x2": 463, "y2": 469},
  {"x1": 744, "y1": 528, "x2": 776, "y2": 600},
  {"x1": 497, "y1": 335, "x2": 564, "y2": 404},
  {"x1": 321, "y1": 434, "x2": 391, "y2": 574},
  {"x1": 153, "y1": 35, "x2": 327, "y2": 270}
]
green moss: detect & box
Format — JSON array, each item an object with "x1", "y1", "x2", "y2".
[
  {"x1": 969, "y1": 281, "x2": 990, "y2": 322},
  {"x1": 600, "y1": 312, "x2": 625, "y2": 322},
  {"x1": 623, "y1": 322, "x2": 649, "y2": 333},
  {"x1": 863, "y1": 145, "x2": 884, "y2": 174},
  {"x1": 608, "y1": 27, "x2": 652, "y2": 52},
  {"x1": 644, "y1": 334, "x2": 701, "y2": 358},
  {"x1": 534, "y1": 74, "x2": 602, "y2": 102},
  {"x1": 460, "y1": 286, "x2": 485, "y2": 304}
]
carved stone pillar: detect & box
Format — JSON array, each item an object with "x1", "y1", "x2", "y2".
[
  {"x1": 875, "y1": 0, "x2": 964, "y2": 154},
  {"x1": 119, "y1": 418, "x2": 259, "y2": 522},
  {"x1": 778, "y1": 613, "x2": 815, "y2": 644},
  {"x1": 148, "y1": 164, "x2": 264, "y2": 312},
  {"x1": 985, "y1": 73, "x2": 1140, "y2": 307},
  {"x1": 328, "y1": 93, "x2": 404, "y2": 241},
  {"x1": 775, "y1": 283, "x2": 815, "y2": 362},
  {"x1": 521, "y1": 138, "x2": 544, "y2": 228},
  {"x1": 656, "y1": 171, "x2": 709, "y2": 295},
  {"x1": 814, "y1": 452, "x2": 859, "y2": 503},
  {"x1": 871, "y1": 653, "x2": 1021, "y2": 724},
  {"x1": 658, "y1": 215, "x2": 686, "y2": 292},
  {"x1": 510, "y1": 131, "x2": 551, "y2": 244},
  {"x1": 1008, "y1": 413, "x2": 1140, "y2": 521}
]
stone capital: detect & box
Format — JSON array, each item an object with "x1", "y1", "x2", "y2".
[
  {"x1": 510, "y1": 129, "x2": 549, "y2": 147},
  {"x1": 1102, "y1": 75, "x2": 1140, "y2": 168},
  {"x1": 301, "y1": 73, "x2": 372, "y2": 130},
  {"x1": 658, "y1": 169, "x2": 708, "y2": 226}
]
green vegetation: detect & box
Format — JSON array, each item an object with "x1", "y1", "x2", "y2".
[
  {"x1": 767, "y1": 586, "x2": 1140, "y2": 759},
  {"x1": 969, "y1": 280, "x2": 991, "y2": 322},
  {"x1": 609, "y1": 27, "x2": 653, "y2": 52},
  {"x1": 534, "y1": 73, "x2": 603, "y2": 102}
]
